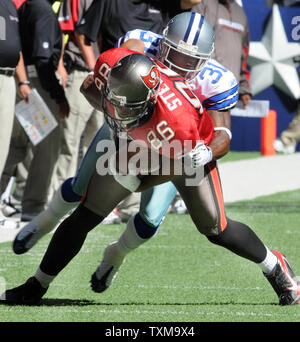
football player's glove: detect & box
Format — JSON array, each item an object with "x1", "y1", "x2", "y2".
[{"x1": 183, "y1": 142, "x2": 213, "y2": 168}]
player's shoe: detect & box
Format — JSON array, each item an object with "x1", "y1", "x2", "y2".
[
  {"x1": 0, "y1": 217, "x2": 19, "y2": 229},
  {"x1": 90, "y1": 242, "x2": 125, "y2": 293},
  {"x1": 169, "y1": 199, "x2": 188, "y2": 214},
  {"x1": 13, "y1": 221, "x2": 41, "y2": 254},
  {"x1": 0, "y1": 277, "x2": 47, "y2": 305},
  {"x1": 0, "y1": 201, "x2": 20, "y2": 229},
  {"x1": 102, "y1": 210, "x2": 122, "y2": 225},
  {"x1": 264, "y1": 251, "x2": 300, "y2": 305},
  {"x1": 273, "y1": 139, "x2": 296, "y2": 154},
  {"x1": 1, "y1": 200, "x2": 21, "y2": 219}
]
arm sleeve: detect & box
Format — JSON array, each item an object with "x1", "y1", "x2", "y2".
[
  {"x1": 35, "y1": 57, "x2": 67, "y2": 104},
  {"x1": 239, "y1": 19, "x2": 252, "y2": 96},
  {"x1": 75, "y1": 0, "x2": 105, "y2": 42},
  {"x1": 32, "y1": 13, "x2": 66, "y2": 104}
]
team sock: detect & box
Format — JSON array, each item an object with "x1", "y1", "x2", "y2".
[
  {"x1": 22, "y1": 181, "x2": 80, "y2": 240},
  {"x1": 257, "y1": 248, "x2": 278, "y2": 275},
  {"x1": 34, "y1": 266, "x2": 56, "y2": 289},
  {"x1": 99, "y1": 213, "x2": 157, "y2": 268},
  {"x1": 116, "y1": 213, "x2": 157, "y2": 255},
  {"x1": 117, "y1": 214, "x2": 149, "y2": 255},
  {"x1": 207, "y1": 218, "x2": 277, "y2": 273},
  {"x1": 38, "y1": 204, "x2": 103, "y2": 277},
  {"x1": 94, "y1": 214, "x2": 157, "y2": 280}
]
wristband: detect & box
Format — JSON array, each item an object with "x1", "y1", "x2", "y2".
[
  {"x1": 214, "y1": 126, "x2": 232, "y2": 140},
  {"x1": 18, "y1": 80, "x2": 30, "y2": 87}
]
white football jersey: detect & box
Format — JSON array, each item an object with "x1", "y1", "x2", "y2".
[{"x1": 116, "y1": 29, "x2": 239, "y2": 111}]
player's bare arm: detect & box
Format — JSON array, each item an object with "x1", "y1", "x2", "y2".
[
  {"x1": 207, "y1": 109, "x2": 231, "y2": 160},
  {"x1": 80, "y1": 74, "x2": 103, "y2": 111},
  {"x1": 120, "y1": 38, "x2": 145, "y2": 54},
  {"x1": 75, "y1": 32, "x2": 97, "y2": 71}
]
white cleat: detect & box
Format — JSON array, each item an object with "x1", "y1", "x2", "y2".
[
  {"x1": 274, "y1": 139, "x2": 296, "y2": 154},
  {"x1": 90, "y1": 242, "x2": 125, "y2": 293},
  {"x1": 0, "y1": 217, "x2": 19, "y2": 229},
  {"x1": 102, "y1": 210, "x2": 122, "y2": 224}
]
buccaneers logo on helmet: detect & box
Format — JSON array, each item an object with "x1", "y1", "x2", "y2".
[{"x1": 141, "y1": 66, "x2": 160, "y2": 90}]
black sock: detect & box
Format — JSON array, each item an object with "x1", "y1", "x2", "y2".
[
  {"x1": 207, "y1": 218, "x2": 267, "y2": 263},
  {"x1": 39, "y1": 204, "x2": 104, "y2": 276}
]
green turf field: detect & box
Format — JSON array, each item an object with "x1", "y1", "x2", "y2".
[{"x1": 0, "y1": 188, "x2": 300, "y2": 323}]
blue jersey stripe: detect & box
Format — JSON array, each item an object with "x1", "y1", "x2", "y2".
[
  {"x1": 204, "y1": 93, "x2": 239, "y2": 110},
  {"x1": 204, "y1": 84, "x2": 239, "y2": 104},
  {"x1": 118, "y1": 36, "x2": 125, "y2": 46},
  {"x1": 183, "y1": 12, "x2": 195, "y2": 42},
  {"x1": 193, "y1": 15, "x2": 204, "y2": 45}
]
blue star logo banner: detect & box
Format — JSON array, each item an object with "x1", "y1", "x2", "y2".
[
  {"x1": 248, "y1": 4, "x2": 300, "y2": 99},
  {"x1": 231, "y1": 1, "x2": 300, "y2": 151}
]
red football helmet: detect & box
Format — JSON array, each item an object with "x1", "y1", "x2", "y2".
[{"x1": 102, "y1": 54, "x2": 160, "y2": 132}]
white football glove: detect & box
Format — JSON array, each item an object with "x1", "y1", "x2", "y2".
[{"x1": 183, "y1": 142, "x2": 213, "y2": 168}]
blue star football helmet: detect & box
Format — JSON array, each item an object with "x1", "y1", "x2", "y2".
[{"x1": 159, "y1": 12, "x2": 215, "y2": 81}]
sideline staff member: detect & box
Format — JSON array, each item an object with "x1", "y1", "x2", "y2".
[
  {"x1": 75, "y1": 0, "x2": 201, "y2": 70},
  {"x1": 0, "y1": 0, "x2": 30, "y2": 179},
  {"x1": 1, "y1": 0, "x2": 69, "y2": 222}
]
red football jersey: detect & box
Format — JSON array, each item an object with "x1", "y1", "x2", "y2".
[{"x1": 94, "y1": 48, "x2": 214, "y2": 159}]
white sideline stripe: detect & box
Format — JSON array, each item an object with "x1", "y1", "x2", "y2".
[
  {"x1": 0, "y1": 306, "x2": 299, "y2": 319},
  {"x1": 219, "y1": 153, "x2": 300, "y2": 203},
  {"x1": 2, "y1": 282, "x2": 269, "y2": 291}
]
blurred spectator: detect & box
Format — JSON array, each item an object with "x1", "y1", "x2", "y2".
[
  {"x1": 193, "y1": 0, "x2": 252, "y2": 108},
  {"x1": 274, "y1": 100, "x2": 300, "y2": 153},
  {"x1": 0, "y1": 0, "x2": 32, "y2": 227},
  {"x1": 271, "y1": 0, "x2": 300, "y2": 153},
  {"x1": 0, "y1": 0, "x2": 69, "y2": 222},
  {"x1": 75, "y1": 0, "x2": 202, "y2": 69},
  {"x1": 0, "y1": 0, "x2": 30, "y2": 179},
  {"x1": 49, "y1": 0, "x2": 104, "y2": 196}
]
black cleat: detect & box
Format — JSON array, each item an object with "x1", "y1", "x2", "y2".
[
  {"x1": 265, "y1": 251, "x2": 300, "y2": 305},
  {"x1": 13, "y1": 222, "x2": 40, "y2": 255},
  {"x1": 90, "y1": 264, "x2": 118, "y2": 293},
  {"x1": 0, "y1": 277, "x2": 48, "y2": 305}
]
